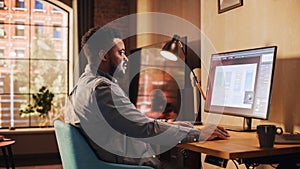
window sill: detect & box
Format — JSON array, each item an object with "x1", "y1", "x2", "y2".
[
  {"x1": 0, "y1": 7, "x2": 8, "y2": 10},
  {"x1": 12, "y1": 8, "x2": 28, "y2": 12},
  {"x1": 12, "y1": 7, "x2": 28, "y2": 12},
  {"x1": 52, "y1": 37, "x2": 61, "y2": 40},
  {"x1": 51, "y1": 10, "x2": 63, "y2": 14},
  {"x1": 12, "y1": 36, "x2": 26, "y2": 39},
  {"x1": 32, "y1": 9, "x2": 46, "y2": 13},
  {"x1": 0, "y1": 127, "x2": 54, "y2": 135}
]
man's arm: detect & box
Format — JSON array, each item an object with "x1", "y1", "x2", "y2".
[{"x1": 95, "y1": 81, "x2": 200, "y2": 143}]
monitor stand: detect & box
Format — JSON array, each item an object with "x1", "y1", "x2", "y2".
[{"x1": 224, "y1": 117, "x2": 256, "y2": 132}]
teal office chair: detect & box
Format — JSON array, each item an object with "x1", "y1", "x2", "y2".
[{"x1": 54, "y1": 120, "x2": 154, "y2": 169}]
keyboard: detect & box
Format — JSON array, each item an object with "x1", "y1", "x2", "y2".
[{"x1": 275, "y1": 133, "x2": 300, "y2": 144}]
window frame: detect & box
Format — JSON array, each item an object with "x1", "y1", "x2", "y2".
[
  {"x1": 0, "y1": 0, "x2": 74, "y2": 128},
  {"x1": 15, "y1": 21, "x2": 25, "y2": 37},
  {"x1": 16, "y1": 0, "x2": 25, "y2": 8},
  {"x1": 53, "y1": 25, "x2": 61, "y2": 39},
  {"x1": 35, "y1": 0, "x2": 43, "y2": 9}
]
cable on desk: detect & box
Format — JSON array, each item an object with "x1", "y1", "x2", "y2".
[
  {"x1": 1, "y1": 138, "x2": 13, "y2": 142},
  {"x1": 244, "y1": 163, "x2": 259, "y2": 169},
  {"x1": 232, "y1": 160, "x2": 239, "y2": 169}
]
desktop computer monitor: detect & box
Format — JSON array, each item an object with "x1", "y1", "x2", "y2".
[{"x1": 204, "y1": 46, "x2": 277, "y2": 131}]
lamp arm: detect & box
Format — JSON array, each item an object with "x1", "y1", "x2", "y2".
[
  {"x1": 191, "y1": 69, "x2": 206, "y2": 100},
  {"x1": 196, "y1": 80, "x2": 206, "y2": 100},
  {"x1": 179, "y1": 38, "x2": 206, "y2": 100}
]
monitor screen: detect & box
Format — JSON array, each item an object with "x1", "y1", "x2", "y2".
[{"x1": 204, "y1": 46, "x2": 277, "y2": 121}]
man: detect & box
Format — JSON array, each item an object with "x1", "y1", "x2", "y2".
[{"x1": 65, "y1": 26, "x2": 230, "y2": 169}]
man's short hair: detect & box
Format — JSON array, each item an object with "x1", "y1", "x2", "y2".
[{"x1": 81, "y1": 26, "x2": 122, "y2": 65}]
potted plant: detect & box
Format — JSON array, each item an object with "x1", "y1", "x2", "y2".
[{"x1": 20, "y1": 86, "x2": 55, "y2": 127}]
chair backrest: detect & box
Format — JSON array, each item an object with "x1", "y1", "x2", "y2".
[{"x1": 54, "y1": 120, "x2": 154, "y2": 169}]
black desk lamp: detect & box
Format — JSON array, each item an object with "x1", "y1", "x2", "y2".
[{"x1": 160, "y1": 34, "x2": 206, "y2": 100}]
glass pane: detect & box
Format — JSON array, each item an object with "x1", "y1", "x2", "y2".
[
  {"x1": 0, "y1": 0, "x2": 70, "y2": 128},
  {"x1": 15, "y1": 22, "x2": 25, "y2": 36},
  {"x1": 18, "y1": 94, "x2": 41, "y2": 127},
  {"x1": 30, "y1": 26, "x2": 68, "y2": 59},
  {"x1": 0, "y1": 1, "x2": 5, "y2": 10},
  {"x1": 16, "y1": 0, "x2": 25, "y2": 8},
  {"x1": 52, "y1": 27, "x2": 68, "y2": 59},
  {"x1": 1, "y1": 24, "x2": 30, "y2": 59},
  {"x1": 0, "y1": 49, "x2": 4, "y2": 58},
  {"x1": 30, "y1": 60, "x2": 67, "y2": 93},
  {"x1": 53, "y1": 25, "x2": 61, "y2": 38},
  {"x1": 0, "y1": 0, "x2": 30, "y2": 25},
  {"x1": 35, "y1": 0, "x2": 43, "y2": 9},
  {"x1": 30, "y1": 0, "x2": 69, "y2": 27},
  {"x1": 47, "y1": 3, "x2": 69, "y2": 27},
  {"x1": 10, "y1": 1, "x2": 30, "y2": 25},
  {"x1": 19, "y1": 93, "x2": 66, "y2": 127},
  {"x1": 0, "y1": 95, "x2": 30, "y2": 128},
  {"x1": 0, "y1": 60, "x2": 29, "y2": 94},
  {"x1": 28, "y1": 115, "x2": 40, "y2": 127},
  {"x1": 0, "y1": 22, "x2": 6, "y2": 38},
  {"x1": 34, "y1": 24, "x2": 43, "y2": 34},
  {"x1": 0, "y1": 10, "x2": 7, "y2": 24},
  {"x1": 51, "y1": 93, "x2": 66, "y2": 122}
]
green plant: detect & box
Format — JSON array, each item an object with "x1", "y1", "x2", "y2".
[{"x1": 20, "y1": 86, "x2": 54, "y2": 122}]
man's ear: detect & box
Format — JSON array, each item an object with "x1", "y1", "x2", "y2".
[{"x1": 98, "y1": 50, "x2": 108, "y2": 61}]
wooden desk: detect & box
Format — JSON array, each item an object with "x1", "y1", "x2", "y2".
[
  {"x1": 177, "y1": 131, "x2": 300, "y2": 168},
  {"x1": 0, "y1": 139, "x2": 15, "y2": 169}
]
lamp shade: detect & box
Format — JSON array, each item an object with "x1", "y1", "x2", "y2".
[{"x1": 160, "y1": 34, "x2": 181, "y2": 61}]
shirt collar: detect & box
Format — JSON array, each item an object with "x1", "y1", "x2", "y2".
[
  {"x1": 85, "y1": 64, "x2": 118, "y2": 83},
  {"x1": 97, "y1": 69, "x2": 118, "y2": 83}
]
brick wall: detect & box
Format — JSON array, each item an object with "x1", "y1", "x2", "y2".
[
  {"x1": 94, "y1": 0, "x2": 130, "y2": 27},
  {"x1": 93, "y1": 0, "x2": 136, "y2": 49}
]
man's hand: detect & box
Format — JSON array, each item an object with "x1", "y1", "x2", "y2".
[{"x1": 200, "y1": 124, "x2": 230, "y2": 141}]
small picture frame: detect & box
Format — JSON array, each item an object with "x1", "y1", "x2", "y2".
[{"x1": 218, "y1": 0, "x2": 243, "y2": 14}]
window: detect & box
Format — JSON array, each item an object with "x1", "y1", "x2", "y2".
[
  {"x1": 0, "y1": 49, "x2": 3, "y2": 58},
  {"x1": 53, "y1": 25, "x2": 61, "y2": 38},
  {"x1": 16, "y1": 0, "x2": 25, "y2": 8},
  {"x1": 35, "y1": 0, "x2": 43, "y2": 9},
  {"x1": 15, "y1": 22, "x2": 25, "y2": 36},
  {"x1": 0, "y1": 78, "x2": 3, "y2": 93},
  {"x1": 15, "y1": 49, "x2": 25, "y2": 58},
  {"x1": 0, "y1": 1, "x2": 5, "y2": 9},
  {"x1": 34, "y1": 24, "x2": 43, "y2": 35},
  {"x1": 0, "y1": 0, "x2": 71, "y2": 128},
  {"x1": 0, "y1": 22, "x2": 5, "y2": 38}
]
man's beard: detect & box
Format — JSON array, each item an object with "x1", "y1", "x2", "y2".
[{"x1": 111, "y1": 60, "x2": 126, "y2": 78}]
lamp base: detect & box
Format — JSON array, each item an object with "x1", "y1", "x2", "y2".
[{"x1": 193, "y1": 121, "x2": 203, "y2": 126}]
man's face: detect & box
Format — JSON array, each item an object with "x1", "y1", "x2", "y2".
[{"x1": 109, "y1": 38, "x2": 128, "y2": 78}]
